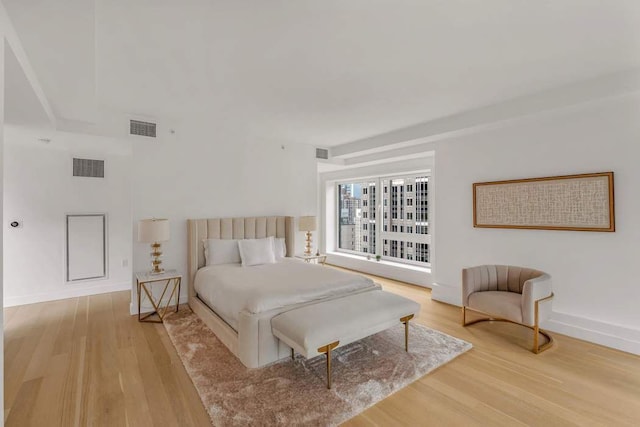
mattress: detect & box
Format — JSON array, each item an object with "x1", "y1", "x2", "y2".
[{"x1": 194, "y1": 258, "x2": 379, "y2": 330}]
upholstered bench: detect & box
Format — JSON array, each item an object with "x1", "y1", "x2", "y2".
[{"x1": 271, "y1": 290, "x2": 420, "y2": 389}]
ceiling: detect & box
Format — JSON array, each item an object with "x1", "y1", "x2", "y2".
[
  {"x1": 4, "y1": 0, "x2": 640, "y2": 145},
  {"x1": 3, "y1": 40, "x2": 52, "y2": 129}
]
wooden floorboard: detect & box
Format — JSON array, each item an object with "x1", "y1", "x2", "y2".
[{"x1": 4, "y1": 270, "x2": 640, "y2": 426}]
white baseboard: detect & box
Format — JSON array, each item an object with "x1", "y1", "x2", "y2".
[
  {"x1": 430, "y1": 282, "x2": 462, "y2": 306},
  {"x1": 544, "y1": 312, "x2": 640, "y2": 355},
  {"x1": 3, "y1": 281, "x2": 132, "y2": 308},
  {"x1": 431, "y1": 282, "x2": 640, "y2": 355},
  {"x1": 326, "y1": 252, "x2": 432, "y2": 287}
]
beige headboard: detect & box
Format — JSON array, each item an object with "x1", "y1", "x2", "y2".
[{"x1": 187, "y1": 216, "x2": 295, "y2": 301}]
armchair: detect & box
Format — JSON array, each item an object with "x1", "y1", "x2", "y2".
[{"x1": 462, "y1": 265, "x2": 554, "y2": 353}]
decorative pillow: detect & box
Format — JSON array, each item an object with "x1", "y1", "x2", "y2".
[
  {"x1": 203, "y1": 239, "x2": 241, "y2": 266},
  {"x1": 273, "y1": 237, "x2": 286, "y2": 260},
  {"x1": 238, "y1": 237, "x2": 276, "y2": 267}
]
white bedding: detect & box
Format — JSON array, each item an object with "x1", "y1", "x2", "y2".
[{"x1": 194, "y1": 258, "x2": 379, "y2": 330}]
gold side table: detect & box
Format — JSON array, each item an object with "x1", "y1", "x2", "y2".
[
  {"x1": 136, "y1": 270, "x2": 182, "y2": 323},
  {"x1": 295, "y1": 254, "x2": 327, "y2": 265}
]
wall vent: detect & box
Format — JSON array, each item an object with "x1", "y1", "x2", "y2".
[
  {"x1": 130, "y1": 119, "x2": 157, "y2": 138},
  {"x1": 315, "y1": 148, "x2": 329, "y2": 160},
  {"x1": 73, "y1": 158, "x2": 105, "y2": 178}
]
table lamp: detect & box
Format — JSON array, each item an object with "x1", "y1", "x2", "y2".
[
  {"x1": 138, "y1": 218, "x2": 170, "y2": 274},
  {"x1": 298, "y1": 216, "x2": 317, "y2": 256}
]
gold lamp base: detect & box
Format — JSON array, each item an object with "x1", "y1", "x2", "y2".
[
  {"x1": 150, "y1": 242, "x2": 165, "y2": 275},
  {"x1": 304, "y1": 231, "x2": 313, "y2": 256}
]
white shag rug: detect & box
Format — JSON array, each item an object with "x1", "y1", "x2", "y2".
[{"x1": 164, "y1": 308, "x2": 472, "y2": 426}]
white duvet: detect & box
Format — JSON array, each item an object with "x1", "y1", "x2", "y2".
[{"x1": 194, "y1": 258, "x2": 379, "y2": 330}]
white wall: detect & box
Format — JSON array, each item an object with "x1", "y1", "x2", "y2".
[
  {"x1": 1, "y1": 33, "x2": 6, "y2": 424},
  {"x1": 131, "y1": 124, "x2": 317, "y2": 312},
  {"x1": 431, "y1": 94, "x2": 640, "y2": 354},
  {"x1": 3, "y1": 127, "x2": 133, "y2": 306}
]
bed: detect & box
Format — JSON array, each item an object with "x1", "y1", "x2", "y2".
[{"x1": 187, "y1": 216, "x2": 381, "y2": 368}]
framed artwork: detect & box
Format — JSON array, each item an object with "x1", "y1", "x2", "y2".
[{"x1": 473, "y1": 172, "x2": 614, "y2": 232}]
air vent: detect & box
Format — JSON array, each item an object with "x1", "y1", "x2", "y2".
[
  {"x1": 130, "y1": 119, "x2": 157, "y2": 137},
  {"x1": 73, "y1": 158, "x2": 104, "y2": 178},
  {"x1": 315, "y1": 148, "x2": 329, "y2": 160}
]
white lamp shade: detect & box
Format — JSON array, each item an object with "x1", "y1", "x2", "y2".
[
  {"x1": 298, "y1": 216, "x2": 317, "y2": 232},
  {"x1": 138, "y1": 219, "x2": 170, "y2": 243}
]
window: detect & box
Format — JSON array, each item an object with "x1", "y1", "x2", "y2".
[
  {"x1": 338, "y1": 181, "x2": 376, "y2": 253},
  {"x1": 415, "y1": 243, "x2": 430, "y2": 263},
  {"x1": 336, "y1": 173, "x2": 430, "y2": 266}
]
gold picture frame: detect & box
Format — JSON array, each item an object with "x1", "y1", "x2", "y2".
[{"x1": 473, "y1": 172, "x2": 615, "y2": 232}]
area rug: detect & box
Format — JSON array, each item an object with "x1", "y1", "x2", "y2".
[{"x1": 163, "y1": 308, "x2": 472, "y2": 426}]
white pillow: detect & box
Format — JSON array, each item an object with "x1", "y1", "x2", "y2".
[
  {"x1": 273, "y1": 238, "x2": 286, "y2": 260},
  {"x1": 203, "y1": 239, "x2": 241, "y2": 266},
  {"x1": 238, "y1": 237, "x2": 276, "y2": 267}
]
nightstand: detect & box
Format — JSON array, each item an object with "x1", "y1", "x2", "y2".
[
  {"x1": 136, "y1": 270, "x2": 182, "y2": 323},
  {"x1": 296, "y1": 254, "x2": 327, "y2": 265}
]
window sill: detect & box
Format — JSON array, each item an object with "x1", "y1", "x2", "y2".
[{"x1": 327, "y1": 251, "x2": 431, "y2": 274}]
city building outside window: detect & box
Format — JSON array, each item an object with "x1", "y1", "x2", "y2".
[{"x1": 337, "y1": 173, "x2": 430, "y2": 266}]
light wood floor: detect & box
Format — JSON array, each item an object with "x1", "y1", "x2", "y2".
[{"x1": 4, "y1": 271, "x2": 640, "y2": 426}]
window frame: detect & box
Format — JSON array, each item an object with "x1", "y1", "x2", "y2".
[{"x1": 334, "y1": 171, "x2": 431, "y2": 267}]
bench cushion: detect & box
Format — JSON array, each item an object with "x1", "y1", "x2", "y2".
[{"x1": 271, "y1": 290, "x2": 420, "y2": 359}]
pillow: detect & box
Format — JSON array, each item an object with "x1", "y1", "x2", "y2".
[
  {"x1": 273, "y1": 237, "x2": 286, "y2": 260},
  {"x1": 238, "y1": 237, "x2": 276, "y2": 267},
  {"x1": 203, "y1": 239, "x2": 241, "y2": 266}
]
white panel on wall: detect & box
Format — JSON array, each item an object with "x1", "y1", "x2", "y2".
[{"x1": 67, "y1": 214, "x2": 106, "y2": 281}]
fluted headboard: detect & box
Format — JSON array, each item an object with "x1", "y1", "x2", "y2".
[{"x1": 187, "y1": 216, "x2": 295, "y2": 301}]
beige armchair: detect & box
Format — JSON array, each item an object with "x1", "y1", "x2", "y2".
[{"x1": 462, "y1": 265, "x2": 554, "y2": 353}]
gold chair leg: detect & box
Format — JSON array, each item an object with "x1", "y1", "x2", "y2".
[
  {"x1": 462, "y1": 306, "x2": 466, "y2": 326},
  {"x1": 464, "y1": 304, "x2": 554, "y2": 354},
  {"x1": 400, "y1": 315, "x2": 414, "y2": 352},
  {"x1": 533, "y1": 295, "x2": 554, "y2": 354},
  {"x1": 317, "y1": 341, "x2": 339, "y2": 389},
  {"x1": 532, "y1": 328, "x2": 554, "y2": 354}
]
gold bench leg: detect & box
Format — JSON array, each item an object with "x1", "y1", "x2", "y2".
[
  {"x1": 400, "y1": 314, "x2": 414, "y2": 352},
  {"x1": 317, "y1": 341, "x2": 339, "y2": 389}
]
